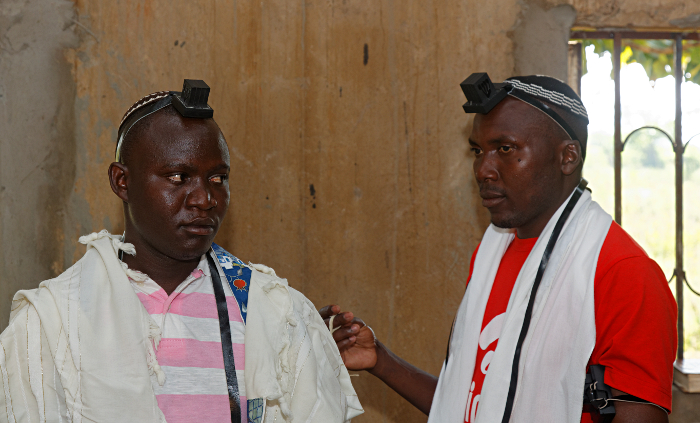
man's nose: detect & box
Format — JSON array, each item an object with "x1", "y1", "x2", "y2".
[
  {"x1": 186, "y1": 178, "x2": 217, "y2": 209},
  {"x1": 474, "y1": 153, "x2": 499, "y2": 183}
]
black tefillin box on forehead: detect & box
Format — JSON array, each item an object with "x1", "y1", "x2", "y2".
[
  {"x1": 115, "y1": 79, "x2": 215, "y2": 162},
  {"x1": 172, "y1": 79, "x2": 214, "y2": 118},
  {"x1": 460, "y1": 73, "x2": 511, "y2": 114}
]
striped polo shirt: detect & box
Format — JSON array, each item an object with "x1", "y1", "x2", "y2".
[{"x1": 130, "y1": 253, "x2": 247, "y2": 423}]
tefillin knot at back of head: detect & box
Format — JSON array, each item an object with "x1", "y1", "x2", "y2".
[
  {"x1": 460, "y1": 72, "x2": 589, "y2": 160},
  {"x1": 115, "y1": 79, "x2": 215, "y2": 162}
]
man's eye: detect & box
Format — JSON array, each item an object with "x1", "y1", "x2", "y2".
[
  {"x1": 168, "y1": 174, "x2": 183, "y2": 182},
  {"x1": 210, "y1": 175, "x2": 226, "y2": 184},
  {"x1": 471, "y1": 148, "x2": 483, "y2": 155},
  {"x1": 499, "y1": 146, "x2": 513, "y2": 153}
]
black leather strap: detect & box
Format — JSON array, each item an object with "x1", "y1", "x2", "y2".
[
  {"x1": 500, "y1": 179, "x2": 588, "y2": 423},
  {"x1": 508, "y1": 89, "x2": 580, "y2": 145},
  {"x1": 207, "y1": 254, "x2": 242, "y2": 423},
  {"x1": 116, "y1": 93, "x2": 175, "y2": 162}
]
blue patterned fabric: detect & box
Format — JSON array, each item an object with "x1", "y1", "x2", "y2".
[
  {"x1": 211, "y1": 243, "x2": 250, "y2": 324},
  {"x1": 247, "y1": 398, "x2": 264, "y2": 423}
]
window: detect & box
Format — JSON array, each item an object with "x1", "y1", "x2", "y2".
[{"x1": 570, "y1": 30, "x2": 700, "y2": 363}]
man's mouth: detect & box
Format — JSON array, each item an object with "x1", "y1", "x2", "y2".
[
  {"x1": 480, "y1": 190, "x2": 506, "y2": 208},
  {"x1": 182, "y1": 225, "x2": 215, "y2": 235},
  {"x1": 181, "y1": 218, "x2": 216, "y2": 235}
]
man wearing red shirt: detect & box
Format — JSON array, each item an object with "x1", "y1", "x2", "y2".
[{"x1": 320, "y1": 74, "x2": 676, "y2": 423}]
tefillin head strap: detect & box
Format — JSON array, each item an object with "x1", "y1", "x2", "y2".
[
  {"x1": 115, "y1": 79, "x2": 215, "y2": 162},
  {"x1": 506, "y1": 88, "x2": 580, "y2": 143},
  {"x1": 460, "y1": 72, "x2": 589, "y2": 160}
]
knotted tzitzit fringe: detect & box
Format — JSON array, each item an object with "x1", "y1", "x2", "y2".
[
  {"x1": 111, "y1": 236, "x2": 136, "y2": 256},
  {"x1": 149, "y1": 320, "x2": 162, "y2": 349},
  {"x1": 249, "y1": 262, "x2": 277, "y2": 277},
  {"x1": 78, "y1": 229, "x2": 111, "y2": 245},
  {"x1": 120, "y1": 262, "x2": 149, "y2": 282},
  {"x1": 328, "y1": 315, "x2": 340, "y2": 334},
  {"x1": 146, "y1": 340, "x2": 166, "y2": 386},
  {"x1": 147, "y1": 320, "x2": 166, "y2": 386},
  {"x1": 80, "y1": 231, "x2": 147, "y2": 281},
  {"x1": 79, "y1": 230, "x2": 136, "y2": 256}
]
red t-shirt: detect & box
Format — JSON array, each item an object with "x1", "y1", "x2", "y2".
[{"x1": 464, "y1": 222, "x2": 676, "y2": 422}]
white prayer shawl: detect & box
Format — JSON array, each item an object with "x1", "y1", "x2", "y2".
[
  {"x1": 428, "y1": 189, "x2": 612, "y2": 423},
  {"x1": 0, "y1": 231, "x2": 362, "y2": 423}
]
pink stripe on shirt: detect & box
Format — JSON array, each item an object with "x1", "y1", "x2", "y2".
[
  {"x1": 137, "y1": 292, "x2": 243, "y2": 321},
  {"x1": 137, "y1": 292, "x2": 165, "y2": 314},
  {"x1": 156, "y1": 338, "x2": 245, "y2": 369},
  {"x1": 132, "y1": 254, "x2": 247, "y2": 423}
]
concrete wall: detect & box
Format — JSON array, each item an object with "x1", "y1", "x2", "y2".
[
  {"x1": 64, "y1": 1, "x2": 514, "y2": 421},
  {"x1": 569, "y1": 0, "x2": 700, "y2": 28},
  {"x1": 0, "y1": 0, "x2": 78, "y2": 323},
  {"x1": 3, "y1": 0, "x2": 700, "y2": 422}
]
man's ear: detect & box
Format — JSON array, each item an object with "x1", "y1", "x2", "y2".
[
  {"x1": 109, "y1": 162, "x2": 129, "y2": 202},
  {"x1": 561, "y1": 140, "x2": 582, "y2": 176}
]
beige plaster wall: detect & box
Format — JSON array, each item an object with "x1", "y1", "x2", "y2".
[
  {"x1": 3, "y1": 0, "x2": 700, "y2": 421},
  {"x1": 63, "y1": 1, "x2": 517, "y2": 420},
  {"x1": 0, "y1": 0, "x2": 78, "y2": 326}
]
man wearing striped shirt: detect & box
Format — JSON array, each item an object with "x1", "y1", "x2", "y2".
[{"x1": 0, "y1": 81, "x2": 362, "y2": 423}]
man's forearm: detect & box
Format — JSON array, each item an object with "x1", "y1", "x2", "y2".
[
  {"x1": 609, "y1": 389, "x2": 669, "y2": 423},
  {"x1": 368, "y1": 341, "x2": 438, "y2": 415}
]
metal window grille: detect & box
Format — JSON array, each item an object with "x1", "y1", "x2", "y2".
[{"x1": 570, "y1": 30, "x2": 700, "y2": 362}]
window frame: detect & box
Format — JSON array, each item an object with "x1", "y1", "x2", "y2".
[{"x1": 570, "y1": 29, "x2": 700, "y2": 363}]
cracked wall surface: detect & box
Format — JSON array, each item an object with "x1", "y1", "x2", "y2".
[
  {"x1": 569, "y1": 0, "x2": 700, "y2": 28},
  {"x1": 0, "y1": 0, "x2": 78, "y2": 329},
  {"x1": 513, "y1": 3, "x2": 577, "y2": 81},
  {"x1": 510, "y1": 0, "x2": 700, "y2": 90},
  {"x1": 1, "y1": 0, "x2": 699, "y2": 421}
]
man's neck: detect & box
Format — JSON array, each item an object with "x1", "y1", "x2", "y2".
[
  {"x1": 121, "y1": 236, "x2": 201, "y2": 296},
  {"x1": 515, "y1": 182, "x2": 580, "y2": 239}
]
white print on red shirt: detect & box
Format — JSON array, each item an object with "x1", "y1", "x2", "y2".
[{"x1": 465, "y1": 312, "x2": 505, "y2": 422}]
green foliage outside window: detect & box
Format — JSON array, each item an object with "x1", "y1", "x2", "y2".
[
  {"x1": 578, "y1": 39, "x2": 700, "y2": 84},
  {"x1": 577, "y1": 37, "x2": 700, "y2": 356}
]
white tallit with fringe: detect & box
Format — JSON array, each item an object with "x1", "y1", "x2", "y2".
[
  {"x1": 428, "y1": 189, "x2": 612, "y2": 423},
  {"x1": 0, "y1": 231, "x2": 362, "y2": 423}
]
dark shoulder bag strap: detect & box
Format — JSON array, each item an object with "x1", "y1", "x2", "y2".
[{"x1": 207, "y1": 254, "x2": 242, "y2": 423}]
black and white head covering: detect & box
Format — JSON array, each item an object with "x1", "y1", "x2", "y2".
[
  {"x1": 115, "y1": 91, "x2": 174, "y2": 162},
  {"x1": 504, "y1": 75, "x2": 589, "y2": 158},
  {"x1": 115, "y1": 79, "x2": 214, "y2": 162}
]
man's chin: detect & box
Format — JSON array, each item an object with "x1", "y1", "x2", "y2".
[
  {"x1": 490, "y1": 214, "x2": 520, "y2": 229},
  {"x1": 492, "y1": 222, "x2": 512, "y2": 229},
  {"x1": 168, "y1": 235, "x2": 217, "y2": 261}
]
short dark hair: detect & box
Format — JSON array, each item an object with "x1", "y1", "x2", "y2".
[{"x1": 118, "y1": 105, "x2": 180, "y2": 165}]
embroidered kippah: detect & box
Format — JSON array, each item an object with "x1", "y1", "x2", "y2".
[
  {"x1": 118, "y1": 91, "x2": 171, "y2": 129},
  {"x1": 506, "y1": 75, "x2": 588, "y2": 122},
  {"x1": 115, "y1": 91, "x2": 175, "y2": 162},
  {"x1": 504, "y1": 75, "x2": 588, "y2": 159},
  {"x1": 460, "y1": 72, "x2": 588, "y2": 160}
]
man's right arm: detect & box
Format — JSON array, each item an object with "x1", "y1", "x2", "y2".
[{"x1": 318, "y1": 305, "x2": 438, "y2": 415}]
